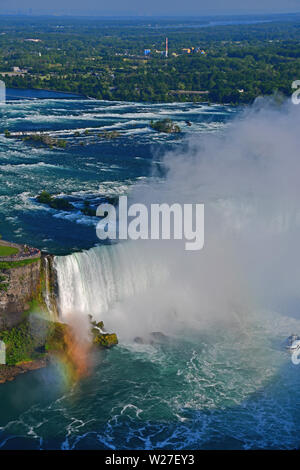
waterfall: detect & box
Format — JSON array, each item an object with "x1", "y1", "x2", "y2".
[
  {"x1": 44, "y1": 257, "x2": 52, "y2": 314},
  {"x1": 41, "y1": 254, "x2": 59, "y2": 320},
  {"x1": 54, "y1": 242, "x2": 169, "y2": 325}
]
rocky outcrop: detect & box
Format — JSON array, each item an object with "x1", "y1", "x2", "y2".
[
  {"x1": 0, "y1": 314, "x2": 118, "y2": 383},
  {"x1": 90, "y1": 320, "x2": 118, "y2": 348},
  {"x1": 150, "y1": 118, "x2": 181, "y2": 133},
  {"x1": 0, "y1": 257, "x2": 41, "y2": 329},
  {"x1": 0, "y1": 241, "x2": 119, "y2": 384},
  {"x1": 0, "y1": 241, "x2": 62, "y2": 328},
  {"x1": 0, "y1": 358, "x2": 48, "y2": 384},
  {"x1": 41, "y1": 254, "x2": 59, "y2": 320}
]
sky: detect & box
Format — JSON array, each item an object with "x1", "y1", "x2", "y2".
[{"x1": 1, "y1": 0, "x2": 300, "y2": 17}]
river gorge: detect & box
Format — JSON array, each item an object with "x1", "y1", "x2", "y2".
[{"x1": 0, "y1": 90, "x2": 300, "y2": 450}]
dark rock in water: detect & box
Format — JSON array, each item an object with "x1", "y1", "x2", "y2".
[
  {"x1": 134, "y1": 332, "x2": 168, "y2": 345},
  {"x1": 19, "y1": 133, "x2": 67, "y2": 149},
  {"x1": 37, "y1": 190, "x2": 73, "y2": 211},
  {"x1": 47, "y1": 318, "x2": 118, "y2": 351},
  {"x1": 89, "y1": 318, "x2": 105, "y2": 331},
  {"x1": 91, "y1": 328, "x2": 118, "y2": 348},
  {"x1": 150, "y1": 332, "x2": 167, "y2": 341},
  {"x1": 134, "y1": 337, "x2": 145, "y2": 344},
  {"x1": 150, "y1": 119, "x2": 181, "y2": 134},
  {"x1": 284, "y1": 334, "x2": 300, "y2": 349},
  {"x1": 88, "y1": 316, "x2": 118, "y2": 348}
]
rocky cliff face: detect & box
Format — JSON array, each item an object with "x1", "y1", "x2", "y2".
[
  {"x1": 41, "y1": 254, "x2": 59, "y2": 320},
  {"x1": 0, "y1": 244, "x2": 119, "y2": 382},
  {"x1": 0, "y1": 259, "x2": 41, "y2": 329}
]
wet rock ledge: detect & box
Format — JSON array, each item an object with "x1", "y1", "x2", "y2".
[{"x1": 0, "y1": 240, "x2": 118, "y2": 384}]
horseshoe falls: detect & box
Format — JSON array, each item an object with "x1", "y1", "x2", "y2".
[
  {"x1": 1, "y1": 91, "x2": 300, "y2": 450},
  {"x1": 54, "y1": 243, "x2": 170, "y2": 334}
]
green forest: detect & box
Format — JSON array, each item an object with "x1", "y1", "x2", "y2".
[{"x1": 1, "y1": 14, "x2": 300, "y2": 103}]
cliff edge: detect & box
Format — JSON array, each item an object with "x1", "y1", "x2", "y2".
[{"x1": 0, "y1": 240, "x2": 41, "y2": 329}]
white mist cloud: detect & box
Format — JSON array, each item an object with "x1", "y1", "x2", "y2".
[
  {"x1": 56, "y1": 98, "x2": 300, "y2": 341},
  {"x1": 103, "y1": 98, "x2": 300, "y2": 339}
]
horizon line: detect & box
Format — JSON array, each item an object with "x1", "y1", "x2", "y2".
[{"x1": 0, "y1": 11, "x2": 300, "y2": 19}]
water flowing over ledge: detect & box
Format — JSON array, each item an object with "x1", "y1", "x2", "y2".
[{"x1": 54, "y1": 242, "x2": 169, "y2": 329}]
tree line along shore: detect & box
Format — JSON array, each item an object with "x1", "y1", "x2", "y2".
[{"x1": 0, "y1": 16, "x2": 299, "y2": 104}]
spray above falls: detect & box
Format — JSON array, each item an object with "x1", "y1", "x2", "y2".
[
  {"x1": 54, "y1": 243, "x2": 170, "y2": 332},
  {"x1": 54, "y1": 100, "x2": 300, "y2": 338}
]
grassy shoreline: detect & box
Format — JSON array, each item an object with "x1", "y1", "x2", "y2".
[
  {"x1": 0, "y1": 246, "x2": 19, "y2": 257},
  {"x1": 0, "y1": 258, "x2": 40, "y2": 269}
]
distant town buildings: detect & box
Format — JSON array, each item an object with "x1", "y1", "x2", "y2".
[
  {"x1": 0, "y1": 66, "x2": 28, "y2": 77},
  {"x1": 182, "y1": 47, "x2": 206, "y2": 54},
  {"x1": 143, "y1": 40, "x2": 206, "y2": 58}
]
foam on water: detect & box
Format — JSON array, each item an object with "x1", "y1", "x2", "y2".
[{"x1": 0, "y1": 311, "x2": 299, "y2": 450}]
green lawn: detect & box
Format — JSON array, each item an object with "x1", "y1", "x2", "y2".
[
  {"x1": 0, "y1": 245, "x2": 19, "y2": 257},
  {"x1": 0, "y1": 258, "x2": 39, "y2": 269}
]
